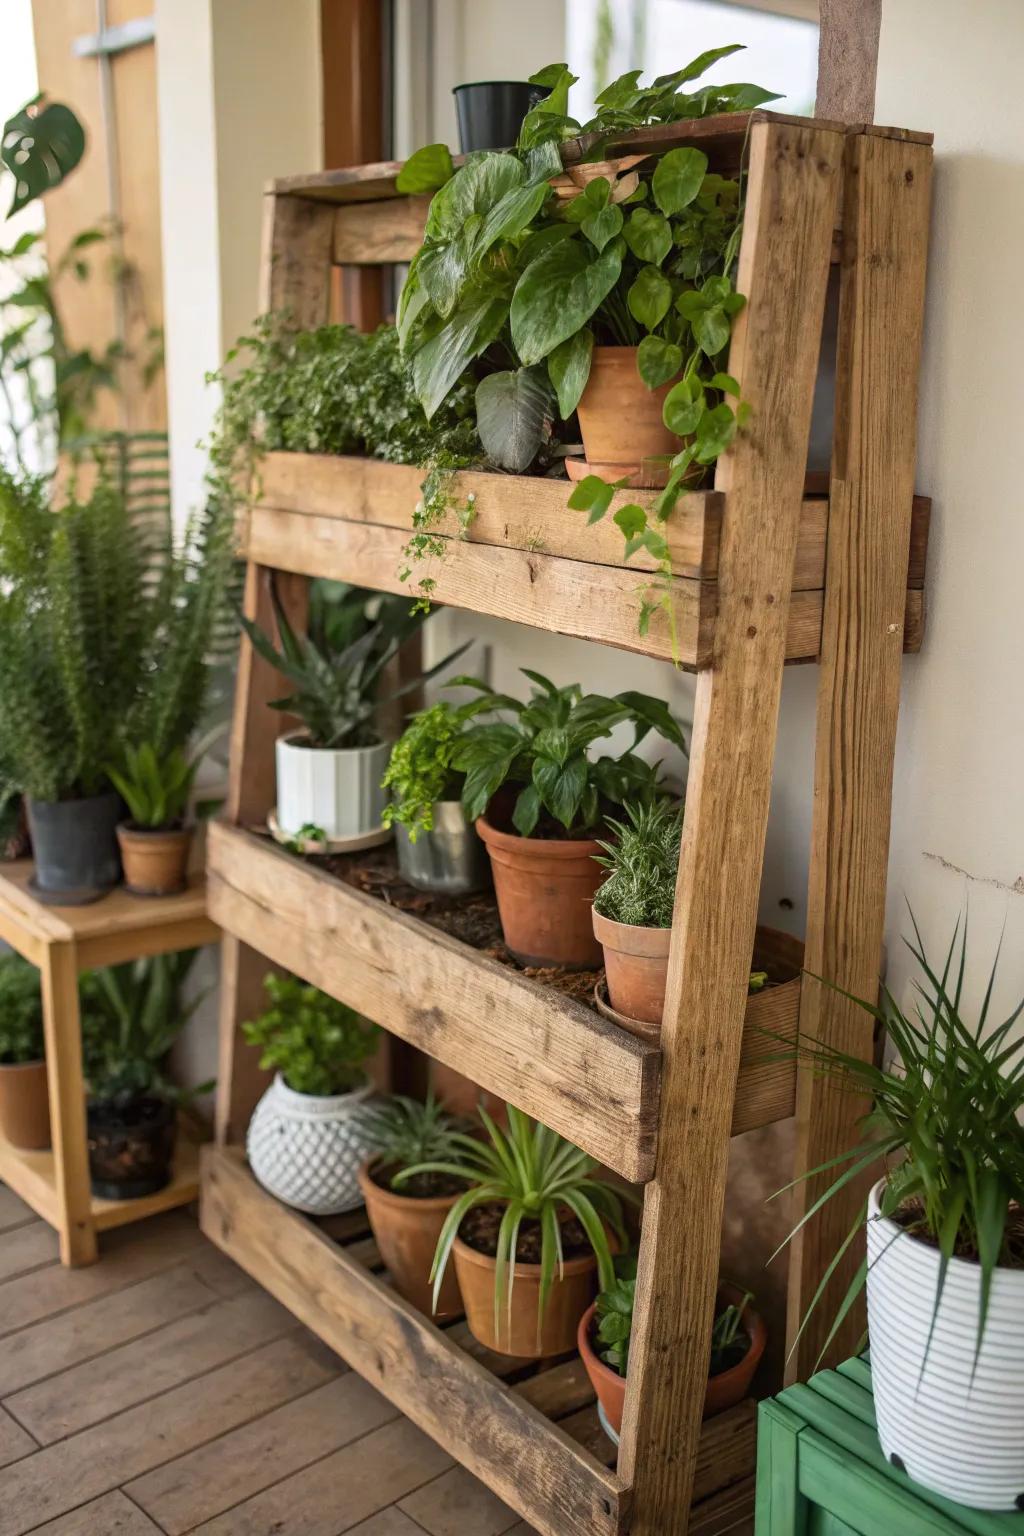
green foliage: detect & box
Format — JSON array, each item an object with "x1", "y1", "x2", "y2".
[
  {"x1": 240, "y1": 580, "x2": 467, "y2": 750},
  {"x1": 242, "y1": 972, "x2": 378, "y2": 1097},
  {"x1": 0, "y1": 952, "x2": 44, "y2": 1065},
  {"x1": 593, "y1": 798, "x2": 682, "y2": 928},
  {"x1": 361, "y1": 1092, "x2": 467, "y2": 1184},
  {"x1": 448, "y1": 668, "x2": 686, "y2": 836},
  {"x1": 0, "y1": 466, "x2": 234, "y2": 804},
  {"x1": 397, "y1": 1105, "x2": 633, "y2": 1334},
  {"x1": 2, "y1": 95, "x2": 85, "y2": 217},
  {"x1": 80, "y1": 950, "x2": 207, "y2": 1105},
  {"x1": 594, "y1": 1255, "x2": 753, "y2": 1380},
  {"x1": 709, "y1": 1290, "x2": 753, "y2": 1376},
  {"x1": 106, "y1": 742, "x2": 199, "y2": 830},
  {"x1": 381, "y1": 701, "x2": 474, "y2": 841},
  {"x1": 777, "y1": 912, "x2": 1024, "y2": 1372}
]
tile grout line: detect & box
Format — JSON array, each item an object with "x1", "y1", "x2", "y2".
[{"x1": 0, "y1": 1241, "x2": 200, "y2": 1343}]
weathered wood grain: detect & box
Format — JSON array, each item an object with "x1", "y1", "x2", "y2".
[
  {"x1": 333, "y1": 196, "x2": 430, "y2": 263},
  {"x1": 15, "y1": 1491, "x2": 161, "y2": 1536}
]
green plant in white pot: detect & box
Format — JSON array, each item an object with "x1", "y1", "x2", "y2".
[{"x1": 780, "y1": 915, "x2": 1024, "y2": 1511}]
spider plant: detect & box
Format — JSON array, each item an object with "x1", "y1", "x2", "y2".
[
  {"x1": 396, "y1": 1105, "x2": 633, "y2": 1336},
  {"x1": 776, "y1": 909, "x2": 1024, "y2": 1369},
  {"x1": 360, "y1": 1092, "x2": 467, "y2": 1186}
]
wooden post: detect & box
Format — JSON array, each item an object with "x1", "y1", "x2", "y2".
[
  {"x1": 786, "y1": 131, "x2": 933, "y2": 1377},
  {"x1": 39, "y1": 941, "x2": 95, "y2": 1266},
  {"x1": 618, "y1": 121, "x2": 844, "y2": 1534},
  {"x1": 816, "y1": 0, "x2": 882, "y2": 124},
  {"x1": 321, "y1": 0, "x2": 387, "y2": 327}
]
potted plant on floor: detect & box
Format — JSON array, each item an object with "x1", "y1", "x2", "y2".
[
  {"x1": 381, "y1": 701, "x2": 489, "y2": 894},
  {"x1": 399, "y1": 1105, "x2": 633, "y2": 1358},
  {"x1": 80, "y1": 950, "x2": 207, "y2": 1198},
  {"x1": 577, "y1": 1254, "x2": 766, "y2": 1436},
  {"x1": 449, "y1": 669, "x2": 686, "y2": 967},
  {"x1": 357, "y1": 1092, "x2": 469, "y2": 1317},
  {"x1": 244, "y1": 972, "x2": 381, "y2": 1216},
  {"x1": 780, "y1": 915, "x2": 1024, "y2": 1512},
  {"x1": 240, "y1": 582, "x2": 468, "y2": 846},
  {"x1": 0, "y1": 952, "x2": 50, "y2": 1150}
]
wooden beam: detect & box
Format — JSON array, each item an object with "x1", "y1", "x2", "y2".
[
  {"x1": 816, "y1": 0, "x2": 882, "y2": 124},
  {"x1": 320, "y1": 0, "x2": 386, "y2": 327},
  {"x1": 787, "y1": 133, "x2": 933, "y2": 1377},
  {"x1": 617, "y1": 120, "x2": 844, "y2": 1533}
]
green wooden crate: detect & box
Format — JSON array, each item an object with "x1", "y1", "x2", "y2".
[{"x1": 756, "y1": 1357, "x2": 1024, "y2": 1535}]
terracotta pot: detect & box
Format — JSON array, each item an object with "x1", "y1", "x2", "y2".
[
  {"x1": 431, "y1": 1061, "x2": 507, "y2": 1126},
  {"x1": 577, "y1": 1284, "x2": 767, "y2": 1437},
  {"x1": 592, "y1": 909, "x2": 671, "y2": 1026},
  {"x1": 454, "y1": 1232, "x2": 598, "y2": 1358},
  {"x1": 475, "y1": 817, "x2": 603, "y2": 969},
  {"x1": 0, "y1": 1059, "x2": 51, "y2": 1150},
  {"x1": 358, "y1": 1158, "x2": 463, "y2": 1319},
  {"x1": 575, "y1": 346, "x2": 680, "y2": 487},
  {"x1": 117, "y1": 823, "x2": 192, "y2": 896}
]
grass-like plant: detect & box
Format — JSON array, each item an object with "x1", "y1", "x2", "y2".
[
  {"x1": 0, "y1": 953, "x2": 44, "y2": 1065},
  {"x1": 80, "y1": 951, "x2": 208, "y2": 1105},
  {"x1": 593, "y1": 1253, "x2": 753, "y2": 1379},
  {"x1": 593, "y1": 798, "x2": 682, "y2": 927},
  {"x1": 242, "y1": 973, "x2": 379, "y2": 1097},
  {"x1": 397, "y1": 1105, "x2": 632, "y2": 1336},
  {"x1": 361, "y1": 1092, "x2": 467, "y2": 1187},
  {"x1": 778, "y1": 911, "x2": 1024, "y2": 1368}
]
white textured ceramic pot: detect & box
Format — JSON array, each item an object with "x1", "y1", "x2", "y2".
[
  {"x1": 247, "y1": 1073, "x2": 378, "y2": 1216},
  {"x1": 275, "y1": 733, "x2": 391, "y2": 841},
  {"x1": 866, "y1": 1178, "x2": 1024, "y2": 1510}
]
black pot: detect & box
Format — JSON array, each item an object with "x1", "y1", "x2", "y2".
[
  {"x1": 452, "y1": 81, "x2": 549, "y2": 153},
  {"x1": 26, "y1": 792, "x2": 122, "y2": 905},
  {"x1": 87, "y1": 1096, "x2": 176, "y2": 1200}
]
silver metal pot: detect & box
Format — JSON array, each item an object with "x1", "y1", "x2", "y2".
[{"x1": 395, "y1": 802, "x2": 489, "y2": 895}]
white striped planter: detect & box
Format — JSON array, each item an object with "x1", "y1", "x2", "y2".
[{"x1": 866, "y1": 1178, "x2": 1024, "y2": 1510}]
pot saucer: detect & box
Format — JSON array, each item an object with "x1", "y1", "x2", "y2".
[
  {"x1": 564, "y1": 456, "x2": 672, "y2": 490},
  {"x1": 593, "y1": 979, "x2": 661, "y2": 1045},
  {"x1": 27, "y1": 876, "x2": 114, "y2": 907},
  {"x1": 267, "y1": 809, "x2": 393, "y2": 856}
]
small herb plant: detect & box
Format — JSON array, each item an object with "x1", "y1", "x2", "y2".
[
  {"x1": 361, "y1": 1093, "x2": 467, "y2": 1188},
  {"x1": 0, "y1": 953, "x2": 44, "y2": 1065},
  {"x1": 381, "y1": 701, "x2": 478, "y2": 840},
  {"x1": 80, "y1": 951, "x2": 208, "y2": 1105},
  {"x1": 593, "y1": 1254, "x2": 753, "y2": 1380},
  {"x1": 777, "y1": 912, "x2": 1024, "y2": 1368},
  {"x1": 242, "y1": 973, "x2": 379, "y2": 1098},
  {"x1": 449, "y1": 669, "x2": 686, "y2": 836},
  {"x1": 594, "y1": 799, "x2": 682, "y2": 927},
  {"x1": 397, "y1": 1105, "x2": 632, "y2": 1335}
]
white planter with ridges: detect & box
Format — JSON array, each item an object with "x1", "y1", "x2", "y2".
[
  {"x1": 275, "y1": 733, "x2": 390, "y2": 841},
  {"x1": 866, "y1": 1178, "x2": 1024, "y2": 1510},
  {"x1": 247, "y1": 1073, "x2": 378, "y2": 1216}
]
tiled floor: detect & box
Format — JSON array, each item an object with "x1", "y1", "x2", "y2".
[{"x1": 0, "y1": 1185, "x2": 532, "y2": 1536}]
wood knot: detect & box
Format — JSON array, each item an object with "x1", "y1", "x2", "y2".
[
  {"x1": 747, "y1": 625, "x2": 758, "y2": 639},
  {"x1": 905, "y1": 169, "x2": 914, "y2": 185}
]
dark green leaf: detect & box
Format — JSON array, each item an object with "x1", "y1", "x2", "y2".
[
  {"x1": 622, "y1": 207, "x2": 672, "y2": 264},
  {"x1": 663, "y1": 375, "x2": 704, "y2": 437},
  {"x1": 475, "y1": 366, "x2": 553, "y2": 472},
  {"x1": 581, "y1": 202, "x2": 623, "y2": 253},
  {"x1": 693, "y1": 305, "x2": 731, "y2": 356},
  {"x1": 637, "y1": 335, "x2": 682, "y2": 389},
  {"x1": 547, "y1": 328, "x2": 593, "y2": 419},
  {"x1": 2, "y1": 97, "x2": 85, "y2": 216},
  {"x1": 510, "y1": 240, "x2": 622, "y2": 366},
  {"x1": 412, "y1": 293, "x2": 508, "y2": 418},
  {"x1": 627, "y1": 265, "x2": 672, "y2": 331}
]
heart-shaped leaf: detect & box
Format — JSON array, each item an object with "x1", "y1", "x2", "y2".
[
  {"x1": 695, "y1": 401, "x2": 738, "y2": 463},
  {"x1": 582, "y1": 202, "x2": 623, "y2": 252},
  {"x1": 395, "y1": 142, "x2": 454, "y2": 194},
  {"x1": 475, "y1": 366, "x2": 554, "y2": 472},
  {"x1": 663, "y1": 376, "x2": 704, "y2": 437},
  {"x1": 622, "y1": 207, "x2": 672, "y2": 264},
  {"x1": 637, "y1": 335, "x2": 683, "y2": 389},
  {"x1": 511, "y1": 239, "x2": 622, "y2": 366},
  {"x1": 548, "y1": 328, "x2": 594, "y2": 419},
  {"x1": 693, "y1": 305, "x2": 731, "y2": 356},
  {"x1": 628, "y1": 265, "x2": 672, "y2": 331},
  {"x1": 651, "y1": 147, "x2": 708, "y2": 216},
  {"x1": 613, "y1": 503, "x2": 646, "y2": 539},
  {"x1": 567, "y1": 472, "x2": 614, "y2": 522}
]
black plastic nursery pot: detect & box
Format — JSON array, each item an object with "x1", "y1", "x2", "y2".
[
  {"x1": 26, "y1": 792, "x2": 123, "y2": 905},
  {"x1": 453, "y1": 81, "x2": 548, "y2": 152},
  {"x1": 87, "y1": 1096, "x2": 176, "y2": 1200}
]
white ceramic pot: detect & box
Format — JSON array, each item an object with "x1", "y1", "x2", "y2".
[
  {"x1": 246, "y1": 1073, "x2": 379, "y2": 1216},
  {"x1": 866, "y1": 1178, "x2": 1024, "y2": 1510},
  {"x1": 275, "y1": 733, "x2": 391, "y2": 841}
]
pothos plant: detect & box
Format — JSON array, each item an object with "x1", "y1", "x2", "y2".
[{"x1": 396, "y1": 49, "x2": 773, "y2": 636}]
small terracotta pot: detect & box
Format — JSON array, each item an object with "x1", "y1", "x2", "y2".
[
  {"x1": 475, "y1": 817, "x2": 604, "y2": 969},
  {"x1": 431, "y1": 1061, "x2": 507, "y2": 1126},
  {"x1": 592, "y1": 909, "x2": 671, "y2": 1026},
  {"x1": 0, "y1": 1059, "x2": 51, "y2": 1150},
  {"x1": 117, "y1": 823, "x2": 192, "y2": 897},
  {"x1": 577, "y1": 1284, "x2": 767, "y2": 1437},
  {"x1": 358, "y1": 1158, "x2": 463, "y2": 1319},
  {"x1": 575, "y1": 346, "x2": 680, "y2": 487},
  {"x1": 454, "y1": 1233, "x2": 598, "y2": 1358}
]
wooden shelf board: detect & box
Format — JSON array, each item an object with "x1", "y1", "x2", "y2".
[
  {"x1": 0, "y1": 1121, "x2": 201, "y2": 1234},
  {"x1": 206, "y1": 824, "x2": 798, "y2": 1180},
  {"x1": 200, "y1": 1145, "x2": 757, "y2": 1536}
]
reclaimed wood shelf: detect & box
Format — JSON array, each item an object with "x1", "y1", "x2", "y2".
[
  {"x1": 203, "y1": 111, "x2": 934, "y2": 1534},
  {"x1": 202, "y1": 1144, "x2": 756, "y2": 1536},
  {"x1": 0, "y1": 864, "x2": 219, "y2": 1265}
]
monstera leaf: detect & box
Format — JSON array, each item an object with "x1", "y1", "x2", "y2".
[{"x1": 2, "y1": 96, "x2": 85, "y2": 216}]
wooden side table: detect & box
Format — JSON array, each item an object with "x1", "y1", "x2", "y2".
[
  {"x1": 756, "y1": 1356, "x2": 1020, "y2": 1535},
  {"x1": 0, "y1": 863, "x2": 219, "y2": 1265}
]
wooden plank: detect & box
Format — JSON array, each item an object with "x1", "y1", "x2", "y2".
[
  {"x1": 0, "y1": 1332, "x2": 338, "y2": 1536},
  {"x1": 0, "y1": 867, "x2": 213, "y2": 951},
  {"x1": 38, "y1": 943, "x2": 93, "y2": 1267},
  {"x1": 258, "y1": 192, "x2": 335, "y2": 328},
  {"x1": 200, "y1": 1146, "x2": 628, "y2": 1536},
  {"x1": 816, "y1": 0, "x2": 883, "y2": 125},
  {"x1": 617, "y1": 120, "x2": 844, "y2": 1536},
  {"x1": 0, "y1": 1185, "x2": 34, "y2": 1233},
  {"x1": 126, "y1": 1374, "x2": 396, "y2": 1534},
  {"x1": 0, "y1": 1408, "x2": 35, "y2": 1471},
  {"x1": 0, "y1": 1219, "x2": 58, "y2": 1281},
  {"x1": 5, "y1": 1288, "x2": 296, "y2": 1445},
  {"x1": 398, "y1": 1465, "x2": 519, "y2": 1536},
  {"x1": 333, "y1": 196, "x2": 431, "y2": 263},
  {"x1": 787, "y1": 134, "x2": 934, "y2": 1376},
  {"x1": 22, "y1": 1490, "x2": 163, "y2": 1536},
  {"x1": 207, "y1": 823, "x2": 660, "y2": 1182}
]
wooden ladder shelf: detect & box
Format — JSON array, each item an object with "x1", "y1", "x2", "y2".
[{"x1": 200, "y1": 109, "x2": 934, "y2": 1536}]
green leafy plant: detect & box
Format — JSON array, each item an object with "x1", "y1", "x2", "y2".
[
  {"x1": 106, "y1": 738, "x2": 212, "y2": 830},
  {"x1": 594, "y1": 1255, "x2": 753, "y2": 1380},
  {"x1": 777, "y1": 912, "x2": 1024, "y2": 1370},
  {"x1": 709, "y1": 1289, "x2": 753, "y2": 1375},
  {"x1": 242, "y1": 972, "x2": 379, "y2": 1097},
  {"x1": 381, "y1": 700, "x2": 483, "y2": 840},
  {"x1": 361, "y1": 1092, "x2": 467, "y2": 1186},
  {"x1": 0, "y1": 952, "x2": 44, "y2": 1065},
  {"x1": 2, "y1": 95, "x2": 85, "y2": 217},
  {"x1": 80, "y1": 950, "x2": 208, "y2": 1105},
  {"x1": 593, "y1": 798, "x2": 682, "y2": 927},
  {"x1": 239, "y1": 579, "x2": 468, "y2": 751},
  {"x1": 397, "y1": 1105, "x2": 632, "y2": 1335},
  {"x1": 449, "y1": 668, "x2": 686, "y2": 836}
]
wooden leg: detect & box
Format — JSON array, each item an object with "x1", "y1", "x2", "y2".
[
  {"x1": 755, "y1": 1401, "x2": 809, "y2": 1536},
  {"x1": 618, "y1": 122, "x2": 843, "y2": 1534},
  {"x1": 786, "y1": 134, "x2": 933, "y2": 1378},
  {"x1": 214, "y1": 937, "x2": 277, "y2": 1147},
  {"x1": 39, "y1": 942, "x2": 96, "y2": 1266}
]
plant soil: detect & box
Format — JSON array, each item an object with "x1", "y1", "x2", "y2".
[
  {"x1": 371, "y1": 1162, "x2": 465, "y2": 1199},
  {"x1": 460, "y1": 1201, "x2": 592, "y2": 1263},
  {"x1": 892, "y1": 1196, "x2": 1024, "y2": 1269},
  {"x1": 709, "y1": 1332, "x2": 750, "y2": 1378}
]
